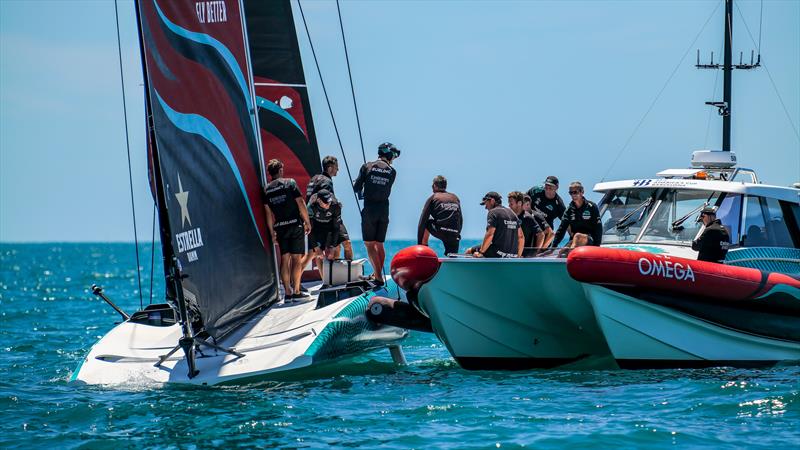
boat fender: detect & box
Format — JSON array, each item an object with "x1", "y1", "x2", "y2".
[
  {"x1": 366, "y1": 296, "x2": 434, "y2": 333},
  {"x1": 390, "y1": 245, "x2": 441, "y2": 291}
]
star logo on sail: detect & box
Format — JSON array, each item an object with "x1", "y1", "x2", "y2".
[{"x1": 175, "y1": 173, "x2": 192, "y2": 228}]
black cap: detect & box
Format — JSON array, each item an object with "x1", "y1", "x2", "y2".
[
  {"x1": 378, "y1": 142, "x2": 400, "y2": 158},
  {"x1": 480, "y1": 191, "x2": 502, "y2": 205},
  {"x1": 700, "y1": 206, "x2": 717, "y2": 216},
  {"x1": 316, "y1": 189, "x2": 333, "y2": 203},
  {"x1": 544, "y1": 176, "x2": 559, "y2": 187}
]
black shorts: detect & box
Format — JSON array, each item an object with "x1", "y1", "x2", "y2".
[
  {"x1": 337, "y1": 220, "x2": 350, "y2": 244},
  {"x1": 426, "y1": 222, "x2": 460, "y2": 255},
  {"x1": 309, "y1": 226, "x2": 338, "y2": 250},
  {"x1": 275, "y1": 224, "x2": 305, "y2": 255},
  {"x1": 361, "y1": 206, "x2": 389, "y2": 242}
]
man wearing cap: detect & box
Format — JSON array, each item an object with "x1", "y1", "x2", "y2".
[
  {"x1": 692, "y1": 207, "x2": 730, "y2": 263},
  {"x1": 353, "y1": 142, "x2": 400, "y2": 284},
  {"x1": 263, "y1": 159, "x2": 312, "y2": 301},
  {"x1": 527, "y1": 176, "x2": 567, "y2": 229},
  {"x1": 307, "y1": 155, "x2": 354, "y2": 260},
  {"x1": 551, "y1": 181, "x2": 602, "y2": 249},
  {"x1": 417, "y1": 175, "x2": 463, "y2": 255},
  {"x1": 307, "y1": 188, "x2": 342, "y2": 279},
  {"x1": 469, "y1": 191, "x2": 523, "y2": 258}
]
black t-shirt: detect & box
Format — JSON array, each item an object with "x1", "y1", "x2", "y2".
[
  {"x1": 517, "y1": 210, "x2": 543, "y2": 247},
  {"x1": 692, "y1": 219, "x2": 730, "y2": 262},
  {"x1": 353, "y1": 159, "x2": 396, "y2": 208},
  {"x1": 531, "y1": 209, "x2": 551, "y2": 233},
  {"x1": 417, "y1": 191, "x2": 463, "y2": 243},
  {"x1": 307, "y1": 194, "x2": 342, "y2": 231},
  {"x1": 527, "y1": 186, "x2": 566, "y2": 227},
  {"x1": 486, "y1": 206, "x2": 521, "y2": 256},
  {"x1": 307, "y1": 173, "x2": 335, "y2": 198},
  {"x1": 552, "y1": 199, "x2": 602, "y2": 246},
  {"x1": 263, "y1": 178, "x2": 303, "y2": 228}
]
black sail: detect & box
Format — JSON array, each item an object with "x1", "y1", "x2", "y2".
[
  {"x1": 137, "y1": 0, "x2": 278, "y2": 339},
  {"x1": 244, "y1": 0, "x2": 322, "y2": 194}
]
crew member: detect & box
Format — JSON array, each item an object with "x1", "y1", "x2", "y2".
[
  {"x1": 508, "y1": 191, "x2": 544, "y2": 249},
  {"x1": 417, "y1": 175, "x2": 463, "y2": 255},
  {"x1": 307, "y1": 155, "x2": 353, "y2": 260},
  {"x1": 353, "y1": 142, "x2": 400, "y2": 284},
  {"x1": 263, "y1": 159, "x2": 312, "y2": 301},
  {"x1": 551, "y1": 181, "x2": 602, "y2": 248},
  {"x1": 692, "y1": 206, "x2": 730, "y2": 263},
  {"x1": 527, "y1": 176, "x2": 566, "y2": 228},
  {"x1": 470, "y1": 191, "x2": 523, "y2": 258},
  {"x1": 524, "y1": 194, "x2": 554, "y2": 247},
  {"x1": 307, "y1": 189, "x2": 342, "y2": 280}
]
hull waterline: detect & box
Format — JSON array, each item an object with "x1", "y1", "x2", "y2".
[{"x1": 417, "y1": 258, "x2": 613, "y2": 369}]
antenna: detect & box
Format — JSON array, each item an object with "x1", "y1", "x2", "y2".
[{"x1": 695, "y1": 0, "x2": 760, "y2": 152}]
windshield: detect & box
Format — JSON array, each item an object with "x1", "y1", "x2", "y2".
[
  {"x1": 599, "y1": 189, "x2": 657, "y2": 243},
  {"x1": 640, "y1": 190, "x2": 720, "y2": 244}
]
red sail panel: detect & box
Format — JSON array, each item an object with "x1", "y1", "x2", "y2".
[
  {"x1": 138, "y1": 0, "x2": 278, "y2": 339},
  {"x1": 244, "y1": 0, "x2": 322, "y2": 196}
]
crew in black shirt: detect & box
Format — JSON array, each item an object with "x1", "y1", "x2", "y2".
[
  {"x1": 692, "y1": 207, "x2": 731, "y2": 263},
  {"x1": 353, "y1": 142, "x2": 400, "y2": 283},
  {"x1": 470, "y1": 191, "x2": 523, "y2": 258},
  {"x1": 551, "y1": 181, "x2": 602, "y2": 248},
  {"x1": 527, "y1": 175, "x2": 567, "y2": 228},
  {"x1": 307, "y1": 189, "x2": 342, "y2": 278},
  {"x1": 417, "y1": 175, "x2": 463, "y2": 255},
  {"x1": 508, "y1": 191, "x2": 544, "y2": 249},
  {"x1": 306, "y1": 155, "x2": 353, "y2": 260},
  {"x1": 524, "y1": 194, "x2": 554, "y2": 247},
  {"x1": 263, "y1": 159, "x2": 311, "y2": 301}
]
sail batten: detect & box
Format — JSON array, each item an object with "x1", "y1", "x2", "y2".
[{"x1": 138, "y1": 0, "x2": 278, "y2": 339}]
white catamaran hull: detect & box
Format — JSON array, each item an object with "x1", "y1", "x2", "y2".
[
  {"x1": 584, "y1": 285, "x2": 800, "y2": 368},
  {"x1": 416, "y1": 258, "x2": 612, "y2": 369},
  {"x1": 72, "y1": 289, "x2": 407, "y2": 386}
]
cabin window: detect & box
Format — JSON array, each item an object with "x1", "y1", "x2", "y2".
[
  {"x1": 639, "y1": 189, "x2": 719, "y2": 244},
  {"x1": 783, "y1": 201, "x2": 800, "y2": 248},
  {"x1": 714, "y1": 193, "x2": 741, "y2": 244},
  {"x1": 742, "y1": 196, "x2": 795, "y2": 248},
  {"x1": 598, "y1": 189, "x2": 657, "y2": 243}
]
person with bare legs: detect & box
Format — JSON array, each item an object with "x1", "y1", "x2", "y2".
[
  {"x1": 550, "y1": 181, "x2": 602, "y2": 252},
  {"x1": 307, "y1": 155, "x2": 354, "y2": 261},
  {"x1": 263, "y1": 159, "x2": 311, "y2": 302},
  {"x1": 353, "y1": 142, "x2": 400, "y2": 284}
]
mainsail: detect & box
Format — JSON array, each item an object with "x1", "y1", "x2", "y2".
[
  {"x1": 137, "y1": 0, "x2": 278, "y2": 339},
  {"x1": 244, "y1": 0, "x2": 322, "y2": 193}
]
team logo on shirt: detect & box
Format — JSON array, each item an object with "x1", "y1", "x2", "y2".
[
  {"x1": 173, "y1": 172, "x2": 204, "y2": 263},
  {"x1": 582, "y1": 210, "x2": 592, "y2": 219}
]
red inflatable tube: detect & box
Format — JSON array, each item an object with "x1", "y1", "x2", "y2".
[
  {"x1": 390, "y1": 245, "x2": 441, "y2": 292},
  {"x1": 566, "y1": 246, "x2": 800, "y2": 301}
]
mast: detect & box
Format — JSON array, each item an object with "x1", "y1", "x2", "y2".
[{"x1": 697, "y1": 0, "x2": 760, "y2": 152}]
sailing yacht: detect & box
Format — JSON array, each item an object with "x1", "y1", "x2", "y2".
[
  {"x1": 71, "y1": 0, "x2": 405, "y2": 386},
  {"x1": 386, "y1": 0, "x2": 799, "y2": 370}
]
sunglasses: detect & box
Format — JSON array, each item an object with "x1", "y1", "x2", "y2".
[{"x1": 568, "y1": 190, "x2": 581, "y2": 195}]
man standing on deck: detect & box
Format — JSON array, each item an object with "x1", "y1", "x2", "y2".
[
  {"x1": 353, "y1": 142, "x2": 400, "y2": 284},
  {"x1": 527, "y1": 176, "x2": 567, "y2": 229},
  {"x1": 692, "y1": 206, "x2": 730, "y2": 263},
  {"x1": 307, "y1": 155, "x2": 354, "y2": 260},
  {"x1": 508, "y1": 191, "x2": 544, "y2": 250},
  {"x1": 307, "y1": 189, "x2": 342, "y2": 279},
  {"x1": 417, "y1": 175, "x2": 463, "y2": 255},
  {"x1": 263, "y1": 159, "x2": 312, "y2": 301},
  {"x1": 469, "y1": 192, "x2": 523, "y2": 258},
  {"x1": 550, "y1": 181, "x2": 602, "y2": 249}
]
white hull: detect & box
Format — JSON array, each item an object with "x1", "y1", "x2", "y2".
[
  {"x1": 584, "y1": 285, "x2": 800, "y2": 368},
  {"x1": 72, "y1": 288, "x2": 407, "y2": 386},
  {"x1": 417, "y1": 257, "x2": 612, "y2": 369}
]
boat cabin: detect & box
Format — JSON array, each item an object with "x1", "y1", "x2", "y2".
[{"x1": 593, "y1": 151, "x2": 800, "y2": 253}]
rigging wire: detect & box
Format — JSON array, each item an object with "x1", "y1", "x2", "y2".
[
  {"x1": 114, "y1": 0, "x2": 144, "y2": 309},
  {"x1": 297, "y1": 0, "x2": 362, "y2": 213},
  {"x1": 600, "y1": 1, "x2": 722, "y2": 182},
  {"x1": 734, "y1": 2, "x2": 800, "y2": 142},
  {"x1": 336, "y1": 0, "x2": 367, "y2": 165},
  {"x1": 149, "y1": 203, "x2": 156, "y2": 305}
]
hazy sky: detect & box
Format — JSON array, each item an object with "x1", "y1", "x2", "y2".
[{"x1": 1, "y1": 0, "x2": 798, "y2": 242}]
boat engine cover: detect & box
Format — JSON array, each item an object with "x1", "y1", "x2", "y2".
[{"x1": 391, "y1": 245, "x2": 441, "y2": 291}]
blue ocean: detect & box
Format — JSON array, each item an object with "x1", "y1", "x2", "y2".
[{"x1": 1, "y1": 241, "x2": 798, "y2": 449}]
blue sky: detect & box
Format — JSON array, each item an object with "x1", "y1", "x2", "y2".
[{"x1": 1, "y1": 0, "x2": 798, "y2": 242}]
